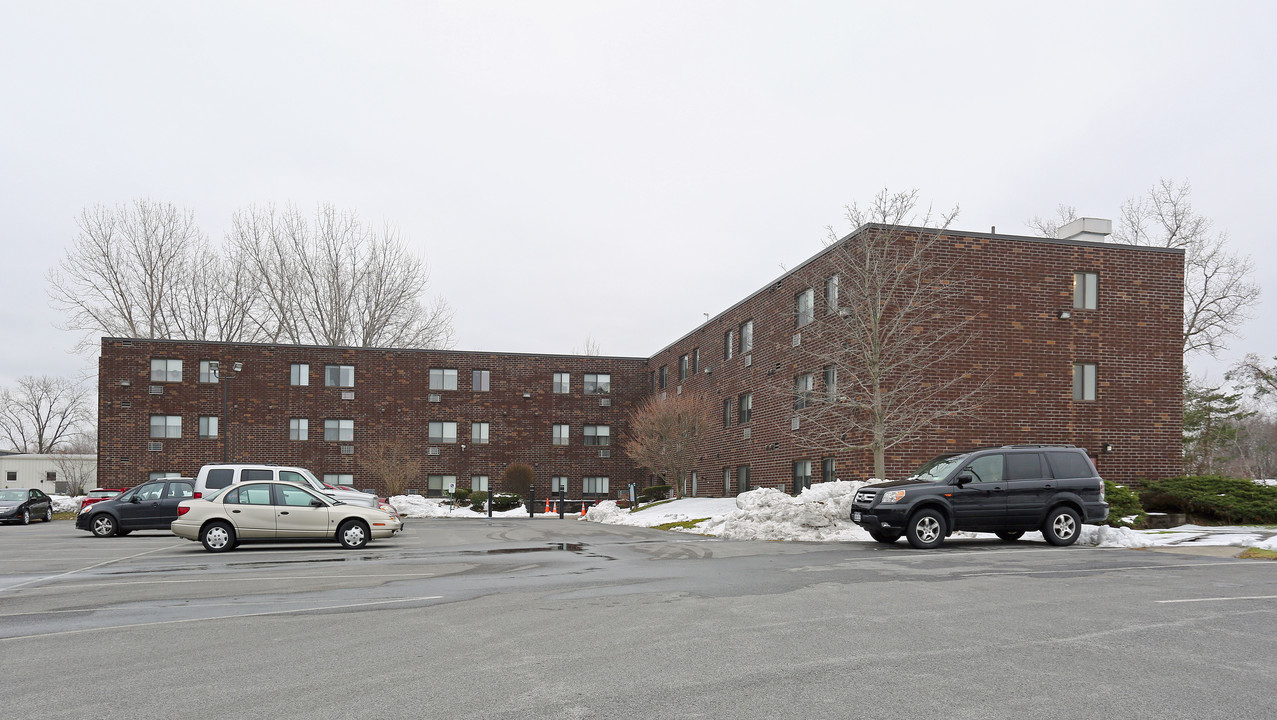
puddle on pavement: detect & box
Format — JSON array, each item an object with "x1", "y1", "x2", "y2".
[{"x1": 468, "y1": 543, "x2": 586, "y2": 555}]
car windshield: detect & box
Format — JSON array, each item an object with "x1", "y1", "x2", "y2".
[
  {"x1": 906, "y1": 453, "x2": 969, "y2": 482},
  {"x1": 0, "y1": 489, "x2": 26, "y2": 501},
  {"x1": 298, "y1": 468, "x2": 326, "y2": 490}
]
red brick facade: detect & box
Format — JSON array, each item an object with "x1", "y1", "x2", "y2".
[{"x1": 97, "y1": 226, "x2": 1184, "y2": 495}]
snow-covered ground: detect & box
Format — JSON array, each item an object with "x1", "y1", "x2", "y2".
[{"x1": 582, "y1": 483, "x2": 1277, "y2": 551}]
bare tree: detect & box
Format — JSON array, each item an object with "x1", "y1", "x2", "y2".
[
  {"x1": 358, "y1": 438, "x2": 422, "y2": 496},
  {"x1": 573, "y1": 334, "x2": 602, "y2": 356},
  {"x1": 230, "y1": 204, "x2": 455, "y2": 348},
  {"x1": 1026, "y1": 204, "x2": 1078, "y2": 239},
  {"x1": 1228, "y1": 353, "x2": 1277, "y2": 402},
  {"x1": 622, "y1": 391, "x2": 713, "y2": 498},
  {"x1": 786, "y1": 189, "x2": 982, "y2": 479},
  {"x1": 52, "y1": 431, "x2": 98, "y2": 495},
  {"x1": 0, "y1": 376, "x2": 91, "y2": 453},
  {"x1": 1029, "y1": 180, "x2": 1259, "y2": 357}
]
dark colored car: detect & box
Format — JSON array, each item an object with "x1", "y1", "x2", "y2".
[
  {"x1": 79, "y1": 488, "x2": 127, "y2": 513},
  {"x1": 0, "y1": 488, "x2": 54, "y2": 525},
  {"x1": 850, "y1": 445, "x2": 1109, "y2": 549},
  {"x1": 75, "y1": 478, "x2": 195, "y2": 537}
]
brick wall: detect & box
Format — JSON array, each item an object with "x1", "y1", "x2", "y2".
[
  {"x1": 98, "y1": 341, "x2": 648, "y2": 496},
  {"x1": 97, "y1": 226, "x2": 1184, "y2": 495}
]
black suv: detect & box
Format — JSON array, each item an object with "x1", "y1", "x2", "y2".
[{"x1": 850, "y1": 445, "x2": 1108, "y2": 549}]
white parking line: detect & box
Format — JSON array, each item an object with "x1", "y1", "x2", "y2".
[
  {"x1": 0, "y1": 543, "x2": 186, "y2": 594},
  {"x1": 1156, "y1": 595, "x2": 1277, "y2": 604},
  {"x1": 962, "y1": 560, "x2": 1277, "y2": 578},
  {"x1": 0, "y1": 595, "x2": 444, "y2": 641}
]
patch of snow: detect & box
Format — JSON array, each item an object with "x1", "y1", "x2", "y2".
[
  {"x1": 50, "y1": 495, "x2": 83, "y2": 513},
  {"x1": 390, "y1": 494, "x2": 531, "y2": 519}
]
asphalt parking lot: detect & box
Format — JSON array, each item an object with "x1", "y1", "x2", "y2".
[{"x1": 2, "y1": 518, "x2": 1276, "y2": 720}]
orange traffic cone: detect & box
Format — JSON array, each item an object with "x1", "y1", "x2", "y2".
[
  {"x1": 544, "y1": 498, "x2": 551, "y2": 514},
  {"x1": 581, "y1": 501, "x2": 589, "y2": 516}
]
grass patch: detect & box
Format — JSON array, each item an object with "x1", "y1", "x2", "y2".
[
  {"x1": 53, "y1": 511, "x2": 78, "y2": 521},
  {"x1": 653, "y1": 518, "x2": 710, "y2": 531},
  {"x1": 1238, "y1": 547, "x2": 1277, "y2": 560},
  {"x1": 632, "y1": 499, "x2": 675, "y2": 513}
]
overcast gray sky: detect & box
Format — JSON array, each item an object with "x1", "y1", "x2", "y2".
[{"x1": 2, "y1": 1, "x2": 1274, "y2": 391}]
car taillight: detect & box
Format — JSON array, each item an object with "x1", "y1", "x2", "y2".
[
  {"x1": 193, "y1": 491, "x2": 202, "y2": 499},
  {"x1": 177, "y1": 506, "x2": 190, "y2": 516}
]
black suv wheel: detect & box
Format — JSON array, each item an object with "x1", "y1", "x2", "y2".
[
  {"x1": 869, "y1": 528, "x2": 901, "y2": 545},
  {"x1": 1042, "y1": 506, "x2": 1081, "y2": 546},
  {"x1": 905, "y1": 509, "x2": 947, "y2": 549}
]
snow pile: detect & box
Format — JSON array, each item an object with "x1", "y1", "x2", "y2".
[
  {"x1": 696, "y1": 481, "x2": 874, "y2": 542},
  {"x1": 583, "y1": 500, "x2": 627, "y2": 524},
  {"x1": 1076, "y1": 524, "x2": 1160, "y2": 548},
  {"x1": 50, "y1": 495, "x2": 83, "y2": 513},
  {"x1": 582, "y1": 497, "x2": 739, "y2": 527},
  {"x1": 1254, "y1": 535, "x2": 1277, "y2": 551},
  {"x1": 389, "y1": 495, "x2": 530, "y2": 519}
]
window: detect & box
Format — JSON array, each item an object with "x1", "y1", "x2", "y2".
[
  {"x1": 1046, "y1": 451, "x2": 1096, "y2": 479},
  {"x1": 150, "y1": 358, "x2": 182, "y2": 383},
  {"x1": 471, "y1": 475, "x2": 489, "y2": 491},
  {"x1": 429, "y1": 421, "x2": 458, "y2": 444},
  {"x1": 826, "y1": 274, "x2": 839, "y2": 313},
  {"x1": 473, "y1": 370, "x2": 490, "y2": 391},
  {"x1": 5, "y1": 471, "x2": 14, "y2": 483},
  {"x1": 290, "y1": 363, "x2": 309, "y2": 386},
  {"x1": 965, "y1": 454, "x2": 1005, "y2": 484},
  {"x1": 551, "y1": 476, "x2": 569, "y2": 493},
  {"x1": 149, "y1": 415, "x2": 181, "y2": 439},
  {"x1": 199, "y1": 360, "x2": 219, "y2": 383},
  {"x1": 226, "y1": 484, "x2": 272, "y2": 505},
  {"x1": 204, "y1": 468, "x2": 234, "y2": 490},
  {"x1": 1073, "y1": 363, "x2": 1097, "y2": 401},
  {"x1": 584, "y1": 373, "x2": 611, "y2": 394},
  {"x1": 824, "y1": 365, "x2": 838, "y2": 402},
  {"x1": 724, "y1": 329, "x2": 734, "y2": 360},
  {"x1": 793, "y1": 460, "x2": 812, "y2": 492},
  {"x1": 723, "y1": 398, "x2": 733, "y2": 428},
  {"x1": 324, "y1": 419, "x2": 354, "y2": 442},
  {"x1": 584, "y1": 425, "x2": 610, "y2": 446},
  {"x1": 740, "y1": 320, "x2": 753, "y2": 354},
  {"x1": 275, "y1": 483, "x2": 321, "y2": 507},
  {"x1": 323, "y1": 474, "x2": 354, "y2": 487},
  {"x1": 822, "y1": 457, "x2": 835, "y2": 482},
  {"x1": 679, "y1": 354, "x2": 689, "y2": 381},
  {"x1": 692, "y1": 348, "x2": 700, "y2": 375},
  {"x1": 1073, "y1": 272, "x2": 1098, "y2": 310},
  {"x1": 290, "y1": 418, "x2": 309, "y2": 441},
  {"x1": 659, "y1": 366, "x2": 668, "y2": 390},
  {"x1": 46, "y1": 471, "x2": 56, "y2": 484},
  {"x1": 325, "y1": 365, "x2": 354, "y2": 387},
  {"x1": 426, "y1": 475, "x2": 457, "y2": 498},
  {"x1": 552, "y1": 424, "x2": 570, "y2": 446},
  {"x1": 583, "y1": 476, "x2": 609, "y2": 494},
  {"x1": 1006, "y1": 453, "x2": 1046, "y2": 480},
  {"x1": 738, "y1": 393, "x2": 752, "y2": 424},
  {"x1": 794, "y1": 373, "x2": 814, "y2": 409},
  {"x1": 472, "y1": 422, "x2": 490, "y2": 444},
  {"x1": 554, "y1": 372, "x2": 570, "y2": 394},
  {"x1": 198, "y1": 416, "x2": 219, "y2": 439},
  {"x1": 737, "y1": 465, "x2": 751, "y2": 492},
  {"x1": 429, "y1": 368, "x2": 458, "y2": 391},
  {"x1": 723, "y1": 467, "x2": 732, "y2": 495},
  {"x1": 796, "y1": 288, "x2": 814, "y2": 327}
]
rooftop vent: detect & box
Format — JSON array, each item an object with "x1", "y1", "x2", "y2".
[{"x1": 1057, "y1": 218, "x2": 1112, "y2": 244}]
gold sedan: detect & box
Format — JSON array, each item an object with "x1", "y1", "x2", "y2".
[{"x1": 171, "y1": 480, "x2": 403, "y2": 552}]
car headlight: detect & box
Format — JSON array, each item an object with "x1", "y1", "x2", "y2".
[{"x1": 881, "y1": 490, "x2": 906, "y2": 504}]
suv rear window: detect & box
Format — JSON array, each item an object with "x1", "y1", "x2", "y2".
[
  {"x1": 1046, "y1": 451, "x2": 1096, "y2": 479},
  {"x1": 205, "y1": 469, "x2": 234, "y2": 490}
]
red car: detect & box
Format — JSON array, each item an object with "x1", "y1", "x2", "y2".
[{"x1": 79, "y1": 488, "x2": 126, "y2": 513}]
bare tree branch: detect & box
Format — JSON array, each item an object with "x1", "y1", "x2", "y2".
[
  {"x1": 784, "y1": 189, "x2": 984, "y2": 479},
  {"x1": 0, "y1": 376, "x2": 91, "y2": 453}
]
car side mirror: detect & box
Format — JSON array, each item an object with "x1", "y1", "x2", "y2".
[
  {"x1": 130, "y1": 495, "x2": 141, "y2": 503},
  {"x1": 311, "y1": 499, "x2": 325, "y2": 507},
  {"x1": 955, "y1": 472, "x2": 974, "y2": 486}
]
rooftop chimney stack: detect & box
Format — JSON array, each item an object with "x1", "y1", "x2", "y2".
[{"x1": 1057, "y1": 217, "x2": 1112, "y2": 243}]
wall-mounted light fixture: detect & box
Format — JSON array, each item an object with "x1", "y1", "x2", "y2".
[
  {"x1": 1100, "y1": 442, "x2": 1114, "y2": 454},
  {"x1": 521, "y1": 391, "x2": 532, "y2": 399},
  {"x1": 1058, "y1": 310, "x2": 1072, "y2": 320}
]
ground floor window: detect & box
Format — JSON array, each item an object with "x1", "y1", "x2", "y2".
[
  {"x1": 471, "y1": 475, "x2": 488, "y2": 492},
  {"x1": 793, "y1": 460, "x2": 812, "y2": 494},
  {"x1": 427, "y1": 475, "x2": 457, "y2": 498},
  {"x1": 583, "y1": 476, "x2": 609, "y2": 494}
]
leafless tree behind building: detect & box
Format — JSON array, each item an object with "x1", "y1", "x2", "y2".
[{"x1": 0, "y1": 375, "x2": 91, "y2": 453}]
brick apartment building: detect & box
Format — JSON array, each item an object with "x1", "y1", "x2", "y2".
[{"x1": 97, "y1": 221, "x2": 1184, "y2": 496}]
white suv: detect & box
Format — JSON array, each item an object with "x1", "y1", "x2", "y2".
[{"x1": 193, "y1": 464, "x2": 383, "y2": 511}]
